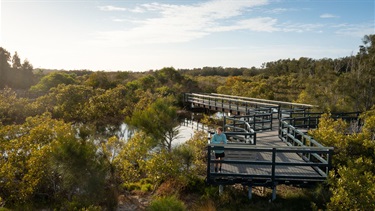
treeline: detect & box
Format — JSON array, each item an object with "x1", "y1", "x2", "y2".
[
  {"x1": 0, "y1": 49, "x2": 35, "y2": 89},
  {"x1": 212, "y1": 35, "x2": 375, "y2": 112},
  {"x1": 1, "y1": 34, "x2": 374, "y2": 113}
]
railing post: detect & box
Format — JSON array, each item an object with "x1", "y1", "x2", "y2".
[
  {"x1": 271, "y1": 148, "x2": 276, "y2": 184},
  {"x1": 327, "y1": 148, "x2": 334, "y2": 175},
  {"x1": 207, "y1": 145, "x2": 211, "y2": 182},
  {"x1": 248, "y1": 185, "x2": 252, "y2": 199},
  {"x1": 253, "y1": 133, "x2": 256, "y2": 145}
]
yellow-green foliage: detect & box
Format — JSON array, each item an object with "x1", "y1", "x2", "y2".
[
  {"x1": 184, "y1": 131, "x2": 209, "y2": 175},
  {"x1": 0, "y1": 113, "x2": 74, "y2": 204},
  {"x1": 115, "y1": 132, "x2": 153, "y2": 184},
  {"x1": 310, "y1": 109, "x2": 375, "y2": 210},
  {"x1": 147, "y1": 195, "x2": 186, "y2": 211},
  {"x1": 328, "y1": 158, "x2": 375, "y2": 210},
  {"x1": 145, "y1": 149, "x2": 181, "y2": 184}
]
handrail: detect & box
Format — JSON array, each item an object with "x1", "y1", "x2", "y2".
[
  {"x1": 210, "y1": 93, "x2": 317, "y2": 109},
  {"x1": 186, "y1": 93, "x2": 279, "y2": 108},
  {"x1": 206, "y1": 144, "x2": 333, "y2": 186},
  {"x1": 279, "y1": 120, "x2": 325, "y2": 148},
  {"x1": 224, "y1": 117, "x2": 257, "y2": 144},
  {"x1": 225, "y1": 113, "x2": 273, "y2": 132},
  {"x1": 224, "y1": 116, "x2": 254, "y2": 133},
  {"x1": 281, "y1": 111, "x2": 361, "y2": 129}
]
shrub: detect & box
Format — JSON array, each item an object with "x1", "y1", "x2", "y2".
[{"x1": 147, "y1": 195, "x2": 186, "y2": 211}]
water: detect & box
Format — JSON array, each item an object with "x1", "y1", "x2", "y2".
[
  {"x1": 172, "y1": 125, "x2": 196, "y2": 147},
  {"x1": 117, "y1": 123, "x2": 197, "y2": 147}
]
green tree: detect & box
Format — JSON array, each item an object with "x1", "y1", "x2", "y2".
[
  {"x1": 343, "y1": 34, "x2": 375, "y2": 111},
  {"x1": 310, "y1": 108, "x2": 375, "y2": 210},
  {"x1": 0, "y1": 47, "x2": 11, "y2": 88},
  {"x1": 145, "y1": 149, "x2": 181, "y2": 183},
  {"x1": 328, "y1": 158, "x2": 375, "y2": 210},
  {"x1": 50, "y1": 131, "x2": 109, "y2": 209},
  {"x1": 83, "y1": 85, "x2": 132, "y2": 128},
  {"x1": 0, "y1": 113, "x2": 74, "y2": 206},
  {"x1": 0, "y1": 88, "x2": 31, "y2": 124},
  {"x1": 84, "y1": 71, "x2": 115, "y2": 89},
  {"x1": 126, "y1": 97, "x2": 180, "y2": 152},
  {"x1": 115, "y1": 132, "x2": 153, "y2": 184},
  {"x1": 29, "y1": 72, "x2": 77, "y2": 93},
  {"x1": 11, "y1": 51, "x2": 21, "y2": 69},
  {"x1": 183, "y1": 131, "x2": 209, "y2": 175},
  {"x1": 8, "y1": 56, "x2": 35, "y2": 89},
  {"x1": 45, "y1": 84, "x2": 96, "y2": 122}
]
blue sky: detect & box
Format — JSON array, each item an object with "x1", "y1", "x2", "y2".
[{"x1": 1, "y1": 0, "x2": 374, "y2": 71}]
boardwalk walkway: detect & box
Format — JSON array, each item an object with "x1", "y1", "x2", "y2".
[
  {"x1": 183, "y1": 93, "x2": 333, "y2": 200},
  {"x1": 208, "y1": 119, "x2": 330, "y2": 185}
]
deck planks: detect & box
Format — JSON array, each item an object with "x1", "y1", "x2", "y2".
[{"x1": 208, "y1": 125, "x2": 325, "y2": 182}]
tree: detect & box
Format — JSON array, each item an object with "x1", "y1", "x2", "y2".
[
  {"x1": 84, "y1": 71, "x2": 115, "y2": 89},
  {"x1": 0, "y1": 113, "x2": 75, "y2": 205},
  {"x1": 29, "y1": 72, "x2": 77, "y2": 93},
  {"x1": 83, "y1": 85, "x2": 132, "y2": 128},
  {"x1": 126, "y1": 96, "x2": 180, "y2": 152},
  {"x1": 12, "y1": 51, "x2": 21, "y2": 69},
  {"x1": 0, "y1": 47, "x2": 11, "y2": 88},
  {"x1": 50, "y1": 131, "x2": 109, "y2": 209},
  {"x1": 115, "y1": 132, "x2": 153, "y2": 184},
  {"x1": 309, "y1": 108, "x2": 375, "y2": 210},
  {"x1": 328, "y1": 158, "x2": 375, "y2": 210},
  {"x1": 0, "y1": 87, "x2": 31, "y2": 124},
  {"x1": 48, "y1": 84, "x2": 96, "y2": 122}
]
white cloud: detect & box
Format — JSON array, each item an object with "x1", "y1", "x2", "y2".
[
  {"x1": 334, "y1": 22, "x2": 375, "y2": 37},
  {"x1": 98, "y1": 5, "x2": 127, "y2": 11},
  {"x1": 129, "y1": 6, "x2": 145, "y2": 13},
  {"x1": 91, "y1": 0, "x2": 272, "y2": 47},
  {"x1": 208, "y1": 17, "x2": 278, "y2": 32},
  {"x1": 281, "y1": 22, "x2": 325, "y2": 33},
  {"x1": 265, "y1": 7, "x2": 299, "y2": 14},
  {"x1": 320, "y1": 13, "x2": 339, "y2": 18}
]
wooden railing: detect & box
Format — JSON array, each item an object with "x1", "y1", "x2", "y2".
[
  {"x1": 184, "y1": 93, "x2": 279, "y2": 115},
  {"x1": 210, "y1": 93, "x2": 316, "y2": 110},
  {"x1": 225, "y1": 113, "x2": 273, "y2": 132},
  {"x1": 281, "y1": 111, "x2": 362, "y2": 129},
  {"x1": 206, "y1": 144, "x2": 333, "y2": 186}
]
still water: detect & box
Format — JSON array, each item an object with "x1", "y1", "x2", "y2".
[{"x1": 116, "y1": 123, "x2": 196, "y2": 147}]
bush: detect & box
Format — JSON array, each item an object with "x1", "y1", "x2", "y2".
[
  {"x1": 147, "y1": 195, "x2": 186, "y2": 211},
  {"x1": 121, "y1": 178, "x2": 154, "y2": 193},
  {"x1": 184, "y1": 175, "x2": 206, "y2": 194}
]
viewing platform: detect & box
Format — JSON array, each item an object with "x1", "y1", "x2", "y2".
[{"x1": 183, "y1": 93, "x2": 339, "y2": 200}]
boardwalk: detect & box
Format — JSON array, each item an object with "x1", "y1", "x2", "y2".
[
  {"x1": 184, "y1": 93, "x2": 333, "y2": 200},
  {"x1": 208, "y1": 122, "x2": 330, "y2": 185}
]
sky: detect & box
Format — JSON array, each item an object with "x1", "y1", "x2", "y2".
[{"x1": 1, "y1": 0, "x2": 374, "y2": 72}]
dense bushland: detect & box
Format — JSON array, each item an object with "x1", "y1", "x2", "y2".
[{"x1": 0, "y1": 35, "x2": 374, "y2": 210}]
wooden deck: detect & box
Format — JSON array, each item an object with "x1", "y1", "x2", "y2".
[
  {"x1": 207, "y1": 122, "x2": 332, "y2": 186},
  {"x1": 184, "y1": 93, "x2": 332, "y2": 189},
  {"x1": 184, "y1": 93, "x2": 334, "y2": 200}
]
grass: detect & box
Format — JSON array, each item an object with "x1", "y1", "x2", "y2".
[{"x1": 178, "y1": 184, "x2": 322, "y2": 211}]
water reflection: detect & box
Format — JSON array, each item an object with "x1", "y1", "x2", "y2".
[
  {"x1": 115, "y1": 111, "x2": 224, "y2": 146},
  {"x1": 117, "y1": 123, "x2": 134, "y2": 141},
  {"x1": 116, "y1": 123, "x2": 195, "y2": 147}
]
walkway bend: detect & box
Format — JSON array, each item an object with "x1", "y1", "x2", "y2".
[{"x1": 183, "y1": 93, "x2": 334, "y2": 200}]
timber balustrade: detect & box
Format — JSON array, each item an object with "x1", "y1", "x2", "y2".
[
  {"x1": 206, "y1": 144, "x2": 333, "y2": 186},
  {"x1": 183, "y1": 93, "x2": 344, "y2": 200}
]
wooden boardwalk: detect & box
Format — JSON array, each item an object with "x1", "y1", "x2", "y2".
[
  {"x1": 211, "y1": 130, "x2": 322, "y2": 179},
  {"x1": 207, "y1": 119, "x2": 332, "y2": 187},
  {"x1": 184, "y1": 93, "x2": 333, "y2": 198}
]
